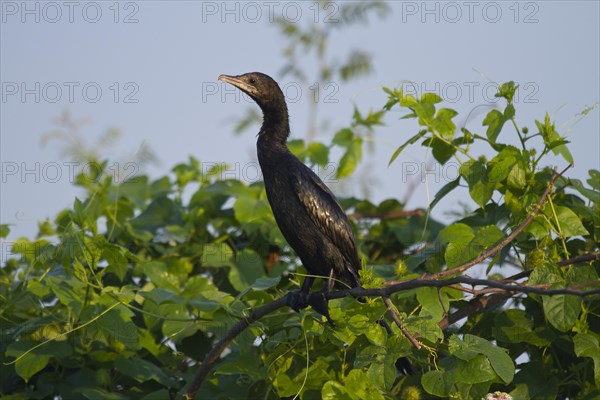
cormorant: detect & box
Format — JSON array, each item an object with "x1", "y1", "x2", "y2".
[
  {"x1": 219, "y1": 72, "x2": 361, "y2": 296},
  {"x1": 219, "y1": 72, "x2": 412, "y2": 375}
]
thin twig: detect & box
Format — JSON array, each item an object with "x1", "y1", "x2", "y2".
[
  {"x1": 382, "y1": 296, "x2": 422, "y2": 350},
  {"x1": 430, "y1": 166, "x2": 567, "y2": 279},
  {"x1": 505, "y1": 252, "x2": 600, "y2": 282},
  {"x1": 350, "y1": 209, "x2": 425, "y2": 220},
  {"x1": 438, "y1": 291, "x2": 515, "y2": 330}
]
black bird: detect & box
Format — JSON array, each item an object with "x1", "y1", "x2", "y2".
[
  {"x1": 219, "y1": 72, "x2": 413, "y2": 375},
  {"x1": 218, "y1": 72, "x2": 360, "y2": 300}
]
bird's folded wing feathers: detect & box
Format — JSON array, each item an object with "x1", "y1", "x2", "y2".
[{"x1": 290, "y1": 165, "x2": 359, "y2": 266}]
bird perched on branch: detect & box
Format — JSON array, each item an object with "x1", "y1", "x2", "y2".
[
  {"x1": 219, "y1": 72, "x2": 360, "y2": 305},
  {"x1": 219, "y1": 72, "x2": 412, "y2": 375}
]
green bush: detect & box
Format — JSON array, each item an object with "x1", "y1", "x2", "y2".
[{"x1": 1, "y1": 82, "x2": 598, "y2": 400}]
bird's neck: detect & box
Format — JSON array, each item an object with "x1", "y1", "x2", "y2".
[{"x1": 258, "y1": 103, "x2": 290, "y2": 146}]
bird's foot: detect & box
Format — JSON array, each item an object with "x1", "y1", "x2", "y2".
[
  {"x1": 286, "y1": 290, "x2": 309, "y2": 312},
  {"x1": 286, "y1": 290, "x2": 335, "y2": 327},
  {"x1": 307, "y1": 292, "x2": 335, "y2": 327}
]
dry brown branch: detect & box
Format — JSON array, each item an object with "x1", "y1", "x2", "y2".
[
  {"x1": 350, "y1": 209, "x2": 425, "y2": 220},
  {"x1": 438, "y1": 291, "x2": 515, "y2": 330}
]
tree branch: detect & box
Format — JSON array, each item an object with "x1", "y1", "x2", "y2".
[
  {"x1": 438, "y1": 291, "x2": 515, "y2": 330},
  {"x1": 503, "y1": 252, "x2": 600, "y2": 282},
  {"x1": 430, "y1": 166, "x2": 566, "y2": 280},
  {"x1": 185, "y1": 167, "x2": 595, "y2": 398},
  {"x1": 186, "y1": 273, "x2": 599, "y2": 397},
  {"x1": 383, "y1": 296, "x2": 421, "y2": 349},
  {"x1": 185, "y1": 294, "x2": 291, "y2": 399},
  {"x1": 350, "y1": 209, "x2": 425, "y2": 220},
  {"x1": 330, "y1": 276, "x2": 600, "y2": 300}
]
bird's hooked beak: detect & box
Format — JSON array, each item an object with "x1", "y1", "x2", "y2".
[{"x1": 218, "y1": 74, "x2": 258, "y2": 97}]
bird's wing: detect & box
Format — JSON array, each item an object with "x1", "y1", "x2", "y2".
[{"x1": 289, "y1": 163, "x2": 360, "y2": 272}]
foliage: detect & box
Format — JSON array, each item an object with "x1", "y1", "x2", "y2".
[{"x1": 1, "y1": 81, "x2": 599, "y2": 400}]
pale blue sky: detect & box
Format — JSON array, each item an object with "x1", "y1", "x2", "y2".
[{"x1": 1, "y1": 1, "x2": 599, "y2": 240}]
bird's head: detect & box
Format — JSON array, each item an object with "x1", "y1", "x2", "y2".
[{"x1": 218, "y1": 72, "x2": 286, "y2": 115}]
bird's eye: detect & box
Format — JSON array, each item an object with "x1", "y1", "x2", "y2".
[{"x1": 249, "y1": 78, "x2": 256, "y2": 85}]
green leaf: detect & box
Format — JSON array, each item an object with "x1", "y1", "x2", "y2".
[
  {"x1": 496, "y1": 81, "x2": 518, "y2": 103},
  {"x1": 439, "y1": 223, "x2": 474, "y2": 244},
  {"x1": 450, "y1": 334, "x2": 515, "y2": 383},
  {"x1": 420, "y1": 92, "x2": 443, "y2": 105},
  {"x1": 332, "y1": 128, "x2": 354, "y2": 147},
  {"x1": 507, "y1": 163, "x2": 527, "y2": 190},
  {"x1": 493, "y1": 310, "x2": 553, "y2": 346},
  {"x1": 542, "y1": 293, "x2": 581, "y2": 332},
  {"x1": 142, "y1": 261, "x2": 180, "y2": 291},
  {"x1": 473, "y1": 225, "x2": 504, "y2": 248},
  {"x1": 229, "y1": 249, "x2": 264, "y2": 291},
  {"x1": 130, "y1": 196, "x2": 180, "y2": 232},
  {"x1": 103, "y1": 245, "x2": 129, "y2": 281},
  {"x1": 202, "y1": 243, "x2": 235, "y2": 268},
  {"x1": 15, "y1": 353, "x2": 50, "y2": 383},
  {"x1": 388, "y1": 129, "x2": 427, "y2": 166},
  {"x1": 74, "y1": 387, "x2": 131, "y2": 400},
  {"x1": 114, "y1": 357, "x2": 175, "y2": 387},
  {"x1": 160, "y1": 303, "x2": 198, "y2": 342},
  {"x1": 408, "y1": 315, "x2": 443, "y2": 343},
  {"x1": 307, "y1": 142, "x2": 330, "y2": 167},
  {"x1": 343, "y1": 369, "x2": 385, "y2": 400},
  {"x1": 567, "y1": 178, "x2": 600, "y2": 202},
  {"x1": 422, "y1": 370, "x2": 451, "y2": 397},
  {"x1": 489, "y1": 147, "x2": 519, "y2": 183},
  {"x1": 322, "y1": 381, "x2": 352, "y2": 400},
  {"x1": 548, "y1": 206, "x2": 589, "y2": 237},
  {"x1": 7, "y1": 341, "x2": 72, "y2": 383},
  {"x1": 399, "y1": 93, "x2": 418, "y2": 108},
  {"x1": 504, "y1": 103, "x2": 516, "y2": 119},
  {"x1": 459, "y1": 160, "x2": 494, "y2": 207},
  {"x1": 528, "y1": 263, "x2": 564, "y2": 286},
  {"x1": 537, "y1": 113, "x2": 573, "y2": 164},
  {"x1": 0, "y1": 224, "x2": 9, "y2": 238},
  {"x1": 45, "y1": 276, "x2": 85, "y2": 314},
  {"x1": 425, "y1": 136, "x2": 456, "y2": 164},
  {"x1": 96, "y1": 308, "x2": 139, "y2": 349},
  {"x1": 142, "y1": 288, "x2": 178, "y2": 305},
  {"x1": 482, "y1": 109, "x2": 506, "y2": 143},
  {"x1": 587, "y1": 169, "x2": 600, "y2": 190},
  {"x1": 248, "y1": 276, "x2": 281, "y2": 291},
  {"x1": 430, "y1": 177, "x2": 460, "y2": 210},
  {"x1": 417, "y1": 287, "x2": 448, "y2": 319},
  {"x1": 455, "y1": 354, "x2": 497, "y2": 384},
  {"x1": 287, "y1": 139, "x2": 306, "y2": 159},
  {"x1": 432, "y1": 107, "x2": 458, "y2": 139},
  {"x1": 365, "y1": 323, "x2": 386, "y2": 346},
  {"x1": 573, "y1": 333, "x2": 600, "y2": 386},
  {"x1": 337, "y1": 136, "x2": 363, "y2": 178},
  {"x1": 510, "y1": 362, "x2": 559, "y2": 400}
]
